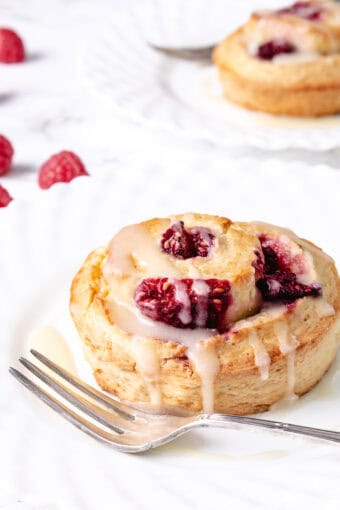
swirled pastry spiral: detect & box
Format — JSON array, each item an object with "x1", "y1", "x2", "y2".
[
  {"x1": 70, "y1": 213, "x2": 340, "y2": 414},
  {"x1": 213, "y1": 1, "x2": 340, "y2": 116}
]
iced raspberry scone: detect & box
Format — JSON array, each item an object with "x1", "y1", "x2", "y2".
[
  {"x1": 70, "y1": 213, "x2": 340, "y2": 414},
  {"x1": 213, "y1": 1, "x2": 340, "y2": 116}
]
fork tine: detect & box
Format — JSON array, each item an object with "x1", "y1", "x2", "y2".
[
  {"x1": 30, "y1": 349, "x2": 134, "y2": 420},
  {"x1": 19, "y1": 357, "x2": 124, "y2": 434},
  {"x1": 9, "y1": 367, "x2": 142, "y2": 452}
]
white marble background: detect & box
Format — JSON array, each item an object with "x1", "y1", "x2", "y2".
[{"x1": 0, "y1": 0, "x2": 339, "y2": 205}]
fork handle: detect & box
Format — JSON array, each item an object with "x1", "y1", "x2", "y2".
[{"x1": 202, "y1": 414, "x2": 340, "y2": 443}]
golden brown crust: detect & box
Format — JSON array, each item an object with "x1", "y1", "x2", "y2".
[
  {"x1": 213, "y1": 2, "x2": 340, "y2": 116},
  {"x1": 70, "y1": 215, "x2": 340, "y2": 414}
]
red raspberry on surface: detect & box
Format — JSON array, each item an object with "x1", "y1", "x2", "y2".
[
  {"x1": 38, "y1": 150, "x2": 89, "y2": 189},
  {"x1": 0, "y1": 184, "x2": 13, "y2": 207},
  {"x1": 0, "y1": 28, "x2": 25, "y2": 63},
  {"x1": 0, "y1": 134, "x2": 14, "y2": 175}
]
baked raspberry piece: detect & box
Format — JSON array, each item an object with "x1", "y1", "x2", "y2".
[
  {"x1": 252, "y1": 249, "x2": 265, "y2": 279},
  {"x1": 0, "y1": 184, "x2": 13, "y2": 207},
  {"x1": 161, "y1": 221, "x2": 215, "y2": 259},
  {"x1": 257, "y1": 235, "x2": 322, "y2": 302},
  {"x1": 0, "y1": 28, "x2": 25, "y2": 63},
  {"x1": 0, "y1": 134, "x2": 14, "y2": 175},
  {"x1": 161, "y1": 221, "x2": 192, "y2": 259},
  {"x1": 190, "y1": 227, "x2": 215, "y2": 257},
  {"x1": 257, "y1": 40, "x2": 296, "y2": 60},
  {"x1": 135, "y1": 278, "x2": 231, "y2": 332},
  {"x1": 278, "y1": 2, "x2": 323, "y2": 20},
  {"x1": 259, "y1": 240, "x2": 280, "y2": 275},
  {"x1": 257, "y1": 271, "x2": 321, "y2": 301},
  {"x1": 259, "y1": 234, "x2": 307, "y2": 275},
  {"x1": 38, "y1": 150, "x2": 89, "y2": 189}
]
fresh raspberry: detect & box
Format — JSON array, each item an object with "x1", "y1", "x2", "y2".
[
  {"x1": 0, "y1": 184, "x2": 13, "y2": 207},
  {"x1": 38, "y1": 150, "x2": 89, "y2": 189},
  {"x1": 278, "y1": 2, "x2": 323, "y2": 20},
  {"x1": 257, "y1": 40, "x2": 296, "y2": 60},
  {"x1": 0, "y1": 134, "x2": 14, "y2": 175},
  {"x1": 161, "y1": 221, "x2": 215, "y2": 259},
  {"x1": 0, "y1": 28, "x2": 25, "y2": 63},
  {"x1": 135, "y1": 278, "x2": 231, "y2": 332}
]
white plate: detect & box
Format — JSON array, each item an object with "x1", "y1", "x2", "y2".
[
  {"x1": 81, "y1": 14, "x2": 340, "y2": 152},
  {"x1": 2, "y1": 157, "x2": 340, "y2": 509}
]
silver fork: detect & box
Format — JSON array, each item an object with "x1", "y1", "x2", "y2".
[
  {"x1": 148, "y1": 43, "x2": 215, "y2": 61},
  {"x1": 10, "y1": 349, "x2": 340, "y2": 453}
]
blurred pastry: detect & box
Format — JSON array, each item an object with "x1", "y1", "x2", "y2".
[{"x1": 213, "y1": 1, "x2": 340, "y2": 116}]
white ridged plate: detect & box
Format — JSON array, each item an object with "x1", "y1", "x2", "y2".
[
  {"x1": 2, "y1": 157, "x2": 340, "y2": 509},
  {"x1": 81, "y1": 12, "x2": 340, "y2": 152}
]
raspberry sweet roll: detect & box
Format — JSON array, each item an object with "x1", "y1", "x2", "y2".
[
  {"x1": 70, "y1": 214, "x2": 340, "y2": 415},
  {"x1": 213, "y1": 1, "x2": 340, "y2": 116}
]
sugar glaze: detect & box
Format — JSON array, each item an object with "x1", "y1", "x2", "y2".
[
  {"x1": 248, "y1": 330, "x2": 271, "y2": 381},
  {"x1": 27, "y1": 325, "x2": 77, "y2": 374},
  {"x1": 274, "y1": 322, "x2": 299, "y2": 400},
  {"x1": 132, "y1": 336, "x2": 161, "y2": 406},
  {"x1": 105, "y1": 220, "x2": 333, "y2": 413}
]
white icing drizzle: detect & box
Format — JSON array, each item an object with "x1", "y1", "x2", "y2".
[
  {"x1": 108, "y1": 296, "x2": 216, "y2": 344},
  {"x1": 131, "y1": 336, "x2": 161, "y2": 405},
  {"x1": 187, "y1": 340, "x2": 220, "y2": 414},
  {"x1": 104, "y1": 221, "x2": 222, "y2": 411},
  {"x1": 111, "y1": 299, "x2": 219, "y2": 412},
  {"x1": 104, "y1": 224, "x2": 180, "y2": 279},
  {"x1": 314, "y1": 297, "x2": 336, "y2": 317},
  {"x1": 170, "y1": 278, "x2": 192, "y2": 325},
  {"x1": 299, "y1": 250, "x2": 317, "y2": 284},
  {"x1": 274, "y1": 233, "x2": 317, "y2": 285},
  {"x1": 248, "y1": 330, "x2": 271, "y2": 381},
  {"x1": 105, "y1": 219, "x2": 335, "y2": 414},
  {"x1": 272, "y1": 51, "x2": 320, "y2": 64},
  {"x1": 191, "y1": 280, "x2": 210, "y2": 327},
  {"x1": 274, "y1": 322, "x2": 299, "y2": 400}
]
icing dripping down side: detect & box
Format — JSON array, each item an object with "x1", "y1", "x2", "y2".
[
  {"x1": 132, "y1": 336, "x2": 161, "y2": 406},
  {"x1": 171, "y1": 278, "x2": 192, "y2": 325},
  {"x1": 274, "y1": 322, "x2": 299, "y2": 401},
  {"x1": 108, "y1": 296, "x2": 216, "y2": 344},
  {"x1": 187, "y1": 340, "x2": 220, "y2": 414},
  {"x1": 248, "y1": 330, "x2": 271, "y2": 380}
]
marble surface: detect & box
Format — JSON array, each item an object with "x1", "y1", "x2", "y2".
[{"x1": 1, "y1": 0, "x2": 339, "y2": 205}]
